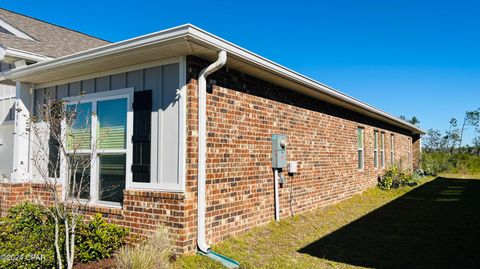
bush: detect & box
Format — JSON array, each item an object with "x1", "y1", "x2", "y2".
[
  {"x1": 377, "y1": 174, "x2": 393, "y2": 190},
  {"x1": 422, "y1": 152, "x2": 480, "y2": 175},
  {"x1": 0, "y1": 203, "x2": 60, "y2": 269},
  {"x1": 115, "y1": 227, "x2": 172, "y2": 269},
  {"x1": 77, "y1": 213, "x2": 129, "y2": 262},
  {"x1": 0, "y1": 203, "x2": 129, "y2": 269},
  {"x1": 378, "y1": 165, "x2": 419, "y2": 190}
]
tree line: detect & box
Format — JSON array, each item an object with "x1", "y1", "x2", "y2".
[{"x1": 422, "y1": 108, "x2": 480, "y2": 154}]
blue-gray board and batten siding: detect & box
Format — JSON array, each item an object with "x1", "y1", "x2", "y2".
[{"x1": 33, "y1": 63, "x2": 183, "y2": 189}]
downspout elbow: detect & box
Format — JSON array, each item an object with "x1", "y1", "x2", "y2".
[{"x1": 197, "y1": 50, "x2": 227, "y2": 253}]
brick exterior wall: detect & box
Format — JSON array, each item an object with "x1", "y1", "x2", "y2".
[
  {"x1": 0, "y1": 183, "x2": 31, "y2": 216},
  {"x1": 182, "y1": 56, "x2": 420, "y2": 251},
  {"x1": 413, "y1": 134, "x2": 422, "y2": 169},
  {"x1": 0, "y1": 55, "x2": 421, "y2": 254},
  {"x1": 0, "y1": 182, "x2": 189, "y2": 252}
]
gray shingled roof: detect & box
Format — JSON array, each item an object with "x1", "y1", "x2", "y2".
[{"x1": 0, "y1": 8, "x2": 110, "y2": 58}]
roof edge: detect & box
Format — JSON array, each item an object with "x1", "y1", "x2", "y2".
[{"x1": 5, "y1": 23, "x2": 425, "y2": 135}]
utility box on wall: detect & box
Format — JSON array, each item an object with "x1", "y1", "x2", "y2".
[{"x1": 272, "y1": 134, "x2": 287, "y2": 168}]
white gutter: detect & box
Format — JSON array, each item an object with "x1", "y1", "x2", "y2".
[
  {"x1": 187, "y1": 27, "x2": 424, "y2": 135},
  {"x1": 0, "y1": 46, "x2": 52, "y2": 64},
  {"x1": 5, "y1": 24, "x2": 424, "y2": 135},
  {"x1": 7, "y1": 25, "x2": 191, "y2": 78},
  {"x1": 197, "y1": 50, "x2": 227, "y2": 253}
]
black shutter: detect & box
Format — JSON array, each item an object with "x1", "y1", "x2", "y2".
[
  {"x1": 48, "y1": 101, "x2": 62, "y2": 178},
  {"x1": 132, "y1": 90, "x2": 152, "y2": 182}
]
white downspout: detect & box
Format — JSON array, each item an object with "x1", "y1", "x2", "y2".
[{"x1": 197, "y1": 50, "x2": 227, "y2": 253}]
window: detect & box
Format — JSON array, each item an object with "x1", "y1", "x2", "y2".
[
  {"x1": 374, "y1": 130, "x2": 379, "y2": 168},
  {"x1": 358, "y1": 127, "x2": 364, "y2": 170},
  {"x1": 390, "y1": 134, "x2": 395, "y2": 164},
  {"x1": 380, "y1": 132, "x2": 385, "y2": 168},
  {"x1": 64, "y1": 88, "x2": 133, "y2": 206}
]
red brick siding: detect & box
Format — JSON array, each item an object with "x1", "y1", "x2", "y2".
[
  {"x1": 0, "y1": 56, "x2": 419, "y2": 254},
  {"x1": 0, "y1": 183, "x2": 31, "y2": 216},
  {"x1": 182, "y1": 56, "x2": 418, "y2": 251},
  {"x1": 412, "y1": 134, "x2": 422, "y2": 169},
  {"x1": 0, "y1": 183, "x2": 189, "y2": 253}
]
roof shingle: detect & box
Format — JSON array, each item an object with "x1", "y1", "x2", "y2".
[{"x1": 0, "y1": 8, "x2": 110, "y2": 58}]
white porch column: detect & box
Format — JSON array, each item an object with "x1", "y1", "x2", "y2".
[{"x1": 11, "y1": 82, "x2": 33, "y2": 182}]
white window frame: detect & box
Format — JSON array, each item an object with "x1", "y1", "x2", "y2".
[
  {"x1": 390, "y1": 134, "x2": 395, "y2": 165},
  {"x1": 62, "y1": 88, "x2": 134, "y2": 207},
  {"x1": 380, "y1": 132, "x2": 385, "y2": 168},
  {"x1": 374, "y1": 130, "x2": 379, "y2": 169},
  {"x1": 358, "y1": 127, "x2": 364, "y2": 170}
]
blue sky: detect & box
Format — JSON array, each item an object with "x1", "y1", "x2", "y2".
[{"x1": 3, "y1": 0, "x2": 479, "y2": 144}]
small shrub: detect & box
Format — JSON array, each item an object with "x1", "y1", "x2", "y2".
[
  {"x1": 378, "y1": 165, "x2": 419, "y2": 190},
  {"x1": 0, "y1": 203, "x2": 129, "y2": 269},
  {"x1": 76, "y1": 213, "x2": 129, "y2": 262},
  {"x1": 377, "y1": 174, "x2": 393, "y2": 190},
  {"x1": 0, "y1": 202, "x2": 60, "y2": 269},
  {"x1": 115, "y1": 227, "x2": 172, "y2": 269}
]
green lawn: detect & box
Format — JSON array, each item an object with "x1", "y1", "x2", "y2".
[{"x1": 174, "y1": 175, "x2": 480, "y2": 268}]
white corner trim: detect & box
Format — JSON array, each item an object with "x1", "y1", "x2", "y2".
[{"x1": 0, "y1": 18, "x2": 34, "y2": 41}]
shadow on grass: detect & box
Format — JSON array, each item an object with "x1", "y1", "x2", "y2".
[{"x1": 298, "y1": 177, "x2": 480, "y2": 269}]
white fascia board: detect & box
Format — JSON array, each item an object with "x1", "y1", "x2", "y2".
[
  {"x1": 6, "y1": 24, "x2": 192, "y2": 79},
  {"x1": 1, "y1": 47, "x2": 53, "y2": 63},
  {"x1": 186, "y1": 26, "x2": 425, "y2": 135},
  {"x1": 5, "y1": 24, "x2": 424, "y2": 134},
  {"x1": 0, "y1": 18, "x2": 34, "y2": 41}
]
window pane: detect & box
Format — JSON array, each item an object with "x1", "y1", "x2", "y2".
[
  {"x1": 358, "y1": 150, "x2": 363, "y2": 169},
  {"x1": 374, "y1": 151, "x2": 378, "y2": 167},
  {"x1": 380, "y1": 133, "x2": 384, "y2": 149},
  {"x1": 99, "y1": 154, "x2": 126, "y2": 203},
  {"x1": 67, "y1": 103, "x2": 92, "y2": 150},
  {"x1": 98, "y1": 98, "x2": 127, "y2": 149},
  {"x1": 357, "y1": 128, "x2": 363, "y2": 148},
  {"x1": 69, "y1": 155, "x2": 90, "y2": 199},
  {"x1": 374, "y1": 131, "x2": 378, "y2": 149}
]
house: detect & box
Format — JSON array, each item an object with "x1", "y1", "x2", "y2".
[
  {"x1": 0, "y1": 8, "x2": 108, "y2": 179},
  {"x1": 0, "y1": 9, "x2": 424, "y2": 254}
]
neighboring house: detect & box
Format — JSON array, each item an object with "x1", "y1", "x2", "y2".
[
  {"x1": 0, "y1": 10, "x2": 424, "y2": 253},
  {"x1": 0, "y1": 8, "x2": 109, "y2": 179}
]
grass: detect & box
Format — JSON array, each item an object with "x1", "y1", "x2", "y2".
[{"x1": 174, "y1": 175, "x2": 480, "y2": 268}]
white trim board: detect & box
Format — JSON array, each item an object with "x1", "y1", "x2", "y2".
[
  {"x1": 34, "y1": 56, "x2": 183, "y2": 89},
  {"x1": 0, "y1": 18, "x2": 35, "y2": 41},
  {"x1": 7, "y1": 24, "x2": 424, "y2": 135}
]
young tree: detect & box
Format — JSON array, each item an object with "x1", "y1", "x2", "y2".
[
  {"x1": 423, "y1": 129, "x2": 444, "y2": 152},
  {"x1": 459, "y1": 109, "x2": 480, "y2": 149},
  {"x1": 445, "y1": 118, "x2": 460, "y2": 153},
  {"x1": 410, "y1": 116, "x2": 420, "y2": 126},
  {"x1": 399, "y1": 115, "x2": 420, "y2": 126},
  {"x1": 29, "y1": 93, "x2": 112, "y2": 269}
]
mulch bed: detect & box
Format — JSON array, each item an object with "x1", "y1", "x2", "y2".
[{"x1": 73, "y1": 258, "x2": 116, "y2": 269}]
